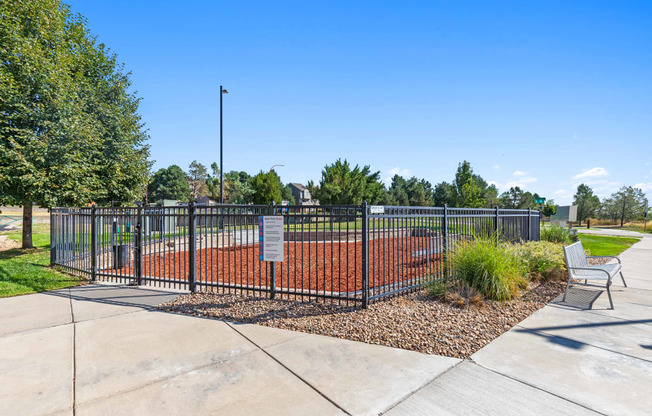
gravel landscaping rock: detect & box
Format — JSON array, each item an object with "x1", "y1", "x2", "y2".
[{"x1": 158, "y1": 281, "x2": 567, "y2": 358}]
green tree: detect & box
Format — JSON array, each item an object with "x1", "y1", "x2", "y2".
[
  {"x1": 223, "y1": 171, "x2": 254, "y2": 204},
  {"x1": 573, "y1": 184, "x2": 600, "y2": 225},
  {"x1": 309, "y1": 159, "x2": 385, "y2": 205},
  {"x1": 500, "y1": 187, "x2": 536, "y2": 209},
  {"x1": 609, "y1": 186, "x2": 648, "y2": 226},
  {"x1": 205, "y1": 162, "x2": 221, "y2": 201},
  {"x1": 453, "y1": 161, "x2": 485, "y2": 207},
  {"x1": 432, "y1": 182, "x2": 455, "y2": 206},
  {"x1": 148, "y1": 165, "x2": 191, "y2": 202},
  {"x1": 0, "y1": 0, "x2": 150, "y2": 248},
  {"x1": 250, "y1": 170, "x2": 283, "y2": 204},
  {"x1": 541, "y1": 200, "x2": 556, "y2": 217},
  {"x1": 281, "y1": 184, "x2": 294, "y2": 203},
  {"x1": 187, "y1": 160, "x2": 208, "y2": 200}
]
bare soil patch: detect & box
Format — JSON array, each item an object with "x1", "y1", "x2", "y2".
[
  {"x1": 158, "y1": 281, "x2": 566, "y2": 358},
  {"x1": 0, "y1": 236, "x2": 20, "y2": 251}
]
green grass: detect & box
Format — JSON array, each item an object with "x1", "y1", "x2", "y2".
[
  {"x1": 0, "y1": 224, "x2": 83, "y2": 298},
  {"x1": 578, "y1": 234, "x2": 641, "y2": 257}
]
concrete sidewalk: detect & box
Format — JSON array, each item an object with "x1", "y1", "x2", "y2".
[{"x1": 1, "y1": 238, "x2": 650, "y2": 415}]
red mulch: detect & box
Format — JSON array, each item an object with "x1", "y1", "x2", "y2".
[{"x1": 136, "y1": 237, "x2": 442, "y2": 293}]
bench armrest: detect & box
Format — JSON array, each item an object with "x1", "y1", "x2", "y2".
[
  {"x1": 587, "y1": 256, "x2": 621, "y2": 264},
  {"x1": 567, "y1": 266, "x2": 612, "y2": 279}
]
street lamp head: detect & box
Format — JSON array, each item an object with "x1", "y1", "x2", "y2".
[{"x1": 222, "y1": 89, "x2": 228, "y2": 93}]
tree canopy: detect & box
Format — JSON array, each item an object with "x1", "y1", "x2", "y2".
[
  {"x1": 0, "y1": 0, "x2": 150, "y2": 247},
  {"x1": 147, "y1": 165, "x2": 191, "y2": 203},
  {"x1": 250, "y1": 170, "x2": 283, "y2": 205},
  {"x1": 573, "y1": 184, "x2": 600, "y2": 225},
  {"x1": 309, "y1": 159, "x2": 385, "y2": 205}
]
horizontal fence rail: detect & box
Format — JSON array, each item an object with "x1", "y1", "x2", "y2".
[{"x1": 51, "y1": 204, "x2": 541, "y2": 307}]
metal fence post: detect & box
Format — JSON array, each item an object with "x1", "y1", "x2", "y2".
[
  {"x1": 269, "y1": 202, "x2": 277, "y2": 300},
  {"x1": 188, "y1": 202, "x2": 197, "y2": 292},
  {"x1": 361, "y1": 201, "x2": 368, "y2": 308},
  {"x1": 442, "y1": 204, "x2": 448, "y2": 277},
  {"x1": 91, "y1": 205, "x2": 97, "y2": 281},
  {"x1": 527, "y1": 208, "x2": 531, "y2": 241},
  {"x1": 494, "y1": 206, "x2": 500, "y2": 244},
  {"x1": 136, "y1": 203, "x2": 143, "y2": 285},
  {"x1": 50, "y1": 209, "x2": 56, "y2": 265}
]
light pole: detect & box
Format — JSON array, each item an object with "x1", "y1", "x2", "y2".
[
  {"x1": 220, "y1": 86, "x2": 228, "y2": 204},
  {"x1": 269, "y1": 164, "x2": 284, "y2": 173}
]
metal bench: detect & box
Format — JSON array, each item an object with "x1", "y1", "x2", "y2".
[{"x1": 562, "y1": 241, "x2": 627, "y2": 309}]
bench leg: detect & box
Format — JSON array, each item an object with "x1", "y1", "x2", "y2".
[
  {"x1": 606, "y1": 281, "x2": 614, "y2": 310},
  {"x1": 620, "y1": 271, "x2": 627, "y2": 287},
  {"x1": 562, "y1": 275, "x2": 573, "y2": 303}
]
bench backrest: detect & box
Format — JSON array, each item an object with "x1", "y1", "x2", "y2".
[{"x1": 563, "y1": 241, "x2": 589, "y2": 268}]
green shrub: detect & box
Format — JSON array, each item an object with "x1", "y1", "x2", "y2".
[
  {"x1": 540, "y1": 225, "x2": 572, "y2": 244},
  {"x1": 509, "y1": 241, "x2": 567, "y2": 281},
  {"x1": 450, "y1": 237, "x2": 526, "y2": 301},
  {"x1": 427, "y1": 280, "x2": 449, "y2": 300}
]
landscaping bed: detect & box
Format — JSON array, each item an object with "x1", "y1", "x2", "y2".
[{"x1": 158, "y1": 280, "x2": 566, "y2": 358}]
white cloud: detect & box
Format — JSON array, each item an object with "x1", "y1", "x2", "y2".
[
  {"x1": 573, "y1": 167, "x2": 609, "y2": 180},
  {"x1": 384, "y1": 167, "x2": 411, "y2": 185},
  {"x1": 513, "y1": 170, "x2": 526, "y2": 177},
  {"x1": 492, "y1": 165, "x2": 500, "y2": 170},
  {"x1": 555, "y1": 189, "x2": 570, "y2": 195},
  {"x1": 634, "y1": 182, "x2": 652, "y2": 192},
  {"x1": 502, "y1": 176, "x2": 537, "y2": 190}
]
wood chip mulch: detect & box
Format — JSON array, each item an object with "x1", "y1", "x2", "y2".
[{"x1": 158, "y1": 281, "x2": 566, "y2": 358}]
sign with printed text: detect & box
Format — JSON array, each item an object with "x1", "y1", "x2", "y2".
[
  {"x1": 369, "y1": 205, "x2": 385, "y2": 214},
  {"x1": 259, "y1": 216, "x2": 284, "y2": 262}
]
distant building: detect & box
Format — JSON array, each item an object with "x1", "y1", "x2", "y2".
[{"x1": 288, "y1": 183, "x2": 318, "y2": 205}]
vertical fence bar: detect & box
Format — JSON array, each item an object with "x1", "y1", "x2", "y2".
[
  {"x1": 442, "y1": 205, "x2": 448, "y2": 277},
  {"x1": 361, "y1": 201, "x2": 368, "y2": 307},
  {"x1": 188, "y1": 203, "x2": 197, "y2": 292},
  {"x1": 527, "y1": 208, "x2": 531, "y2": 241},
  {"x1": 269, "y1": 202, "x2": 277, "y2": 299},
  {"x1": 91, "y1": 205, "x2": 97, "y2": 281},
  {"x1": 50, "y1": 209, "x2": 56, "y2": 265},
  {"x1": 494, "y1": 206, "x2": 499, "y2": 244},
  {"x1": 136, "y1": 203, "x2": 143, "y2": 285}
]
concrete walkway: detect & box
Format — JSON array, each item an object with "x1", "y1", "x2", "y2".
[{"x1": 1, "y1": 238, "x2": 650, "y2": 415}]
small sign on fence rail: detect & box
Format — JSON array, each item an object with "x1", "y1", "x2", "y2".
[
  {"x1": 259, "y1": 216, "x2": 284, "y2": 262},
  {"x1": 369, "y1": 205, "x2": 385, "y2": 214}
]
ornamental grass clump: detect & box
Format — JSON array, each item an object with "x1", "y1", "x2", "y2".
[
  {"x1": 451, "y1": 236, "x2": 526, "y2": 301},
  {"x1": 509, "y1": 241, "x2": 567, "y2": 282},
  {"x1": 540, "y1": 225, "x2": 572, "y2": 244}
]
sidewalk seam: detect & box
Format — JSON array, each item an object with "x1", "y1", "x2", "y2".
[
  {"x1": 68, "y1": 288, "x2": 77, "y2": 416},
  {"x1": 474, "y1": 362, "x2": 609, "y2": 416},
  {"x1": 378, "y1": 358, "x2": 464, "y2": 415},
  {"x1": 225, "y1": 322, "x2": 352, "y2": 416}
]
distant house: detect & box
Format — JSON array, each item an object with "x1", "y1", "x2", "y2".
[{"x1": 288, "y1": 183, "x2": 318, "y2": 205}]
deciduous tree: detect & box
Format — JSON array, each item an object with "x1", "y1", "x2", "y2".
[{"x1": 0, "y1": 0, "x2": 150, "y2": 247}]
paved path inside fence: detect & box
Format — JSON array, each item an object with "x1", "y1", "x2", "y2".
[{"x1": 2, "y1": 238, "x2": 651, "y2": 415}]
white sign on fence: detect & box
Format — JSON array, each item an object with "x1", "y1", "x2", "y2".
[
  {"x1": 369, "y1": 205, "x2": 385, "y2": 214},
  {"x1": 258, "y1": 216, "x2": 284, "y2": 262}
]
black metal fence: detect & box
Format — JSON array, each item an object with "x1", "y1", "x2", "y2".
[{"x1": 51, "y1": 203, "x2": 540, "y2": 307}]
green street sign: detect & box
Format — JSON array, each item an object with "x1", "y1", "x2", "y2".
[{"x1": 535, "y1": 197, "x2": 546, "y2": 204}]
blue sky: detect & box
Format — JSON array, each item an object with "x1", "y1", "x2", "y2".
[{"x1": 66, "y1": 0, "x2": 651, "y2": 205}]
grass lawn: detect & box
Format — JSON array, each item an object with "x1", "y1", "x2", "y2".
[
  {"x1": 578, "y1": 234, "x2": 641, "y2": 257},
  {"x1": 0, "y1": 224, "x2": 83, "y2": 298}
]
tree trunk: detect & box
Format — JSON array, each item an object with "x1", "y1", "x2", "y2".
[
  {"x1": 22, "y1": 202, "x2": 33, "y2": 249},
  {"x1": 621, "y1": 200, "x2": 626, "y2": 227}
]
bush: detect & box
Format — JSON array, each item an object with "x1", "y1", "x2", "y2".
[
  {"x1": 450, "y1": 237, "x2": 526, "y2": 301},
  {"x1": 509, "y1": 241, "x2": 567, "y2": 282},
  {"x1": 540, "y1": 225, "x2": 572, "y2": 244},
  {"x1": 427, "y1": 279, "x2": 484, "y2": 307}
]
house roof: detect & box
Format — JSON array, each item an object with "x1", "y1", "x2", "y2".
[{"x1": 289, "y1": 183, "x2": 307, "y2": 191}]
